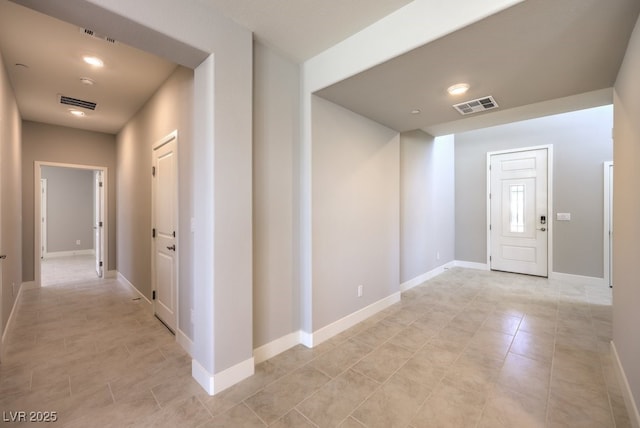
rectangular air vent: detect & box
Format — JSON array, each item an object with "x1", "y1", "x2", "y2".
[
  {"x1": 59, "y1": 95, "x2": 97, "y2": 111},
  {"x1": 80, "y1": 27, "x2": 116, "y2": 44},
  {"x1": 453, "y1": 96, "x2": 499, "y2": 115}
]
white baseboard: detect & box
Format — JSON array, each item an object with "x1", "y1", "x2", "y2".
[
  {"x1": 116, "y1": 272, "x2": 153, "y2": 313},
  {"x1": 176, "y1": 329, "x2": 193, "y2": 357},
  {"x1": 253, "y1": 331, "x2": 301, "y2": 364},
  {"x1": 192, "y1": 356, "x2": 255, "y2": 396},
  {"x1": 454, "y1": 260, "x2": 490, "y2": 270},
  {"x1": 401, "y1": 261, "x2": 456, "y2": 292},
  {"x1": 300, "y1": 292, "x2": 402, "y2": 348},
  {"x1": 550, "y1": 272, "x2": 606, "y2": 287},
  {"x1": 611, "y1": 341, "x2": 640, "y2": 428},
  {"x1": 44, "y1": 249, "x2": 95, "y2": 258},
  {"x1": 1, "y1": 282, "x2": 27, "y2": 358}
]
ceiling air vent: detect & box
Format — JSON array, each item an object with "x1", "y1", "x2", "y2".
[
  {"x1": 59, "y1": 95, "x2": 97, "y2": 111},
  {"x1": 80, "y1": 27, "x2": 117, "y2": 44},
  {"x1": 453, "y1": 96, "x2": 499, "y2": 115}
]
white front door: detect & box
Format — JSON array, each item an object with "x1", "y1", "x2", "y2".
[
  {"x1": 152, "y1": 133, "x2": 178, "y2": 332},
  {"x1": 490, "y1": 148, "x2": 548, "y2": 276},
  {"x1": 94, "y1": 171, "x2": 104, "y2": 278}
]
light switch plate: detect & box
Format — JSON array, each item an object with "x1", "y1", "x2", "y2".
[{"x1": 557, "y1": 213, "x2": 571, "y2": 221}]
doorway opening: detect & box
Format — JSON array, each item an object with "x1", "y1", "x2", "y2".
[
  {"x1": 487, "y1": 146, "x2": 553, "y2": 277},
  {"x1": 35, "y1": 162, "x2": 108, "y2": 287}
]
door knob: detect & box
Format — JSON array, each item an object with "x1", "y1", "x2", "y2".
[
  {"x1": 537, "y1": 227, "x2": 546, "y2": 232},
  {"x1": 0, "y1": 255, "x2": 6, "y2": 259},
  {"x1": 166, "y1": 245, "x2": 176, "y2": 251}
]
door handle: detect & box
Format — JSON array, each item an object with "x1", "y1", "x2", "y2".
[
  {"x1": 0, "y1": 255, "x2": 6, "y2": 259},
  {"x1": 166, "y1": 245, "x2": 176, "y2": 251},
  {"x1": 537, "y1": 227, "x2": 546, "y2": 232}
]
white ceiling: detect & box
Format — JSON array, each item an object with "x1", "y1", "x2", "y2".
[
  {"x1": 198, "y1": 0, "x2": 414, "y2": 62},
  {"x1": 0, "y1": 0, "x2": 177, "y2": 134},
  {"x1": 316, "y1": 0, "x2": 640, "y2": 134}
]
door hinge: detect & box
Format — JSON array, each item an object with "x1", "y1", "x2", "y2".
[
  {"x1": 99, "y1": 261, "x2": 103, "y2": 267},
  {"x1": 99, "y1": 181, "x2": 103, "y2": 187},
  {"x1": 173, "y1": 231, "x2": 176, "y2": 238},
  {"x1": 152, "y1": 166, "x2": 156, "y2": 177},
  {"x1": 152, "y1": 290, "x2": 156, "y2": 300},
  {"x1": 152, "y1": 228, "x2": 156, "y2": 238},
  {"x1": 489, "y1": 224, "x2": 492, "y2": 230},
  {"x1": 489, "y1": 256, "x2": 492, "y2": 261},
  {"x1": 99, "y1": 221, "x2": 103, "y2": 227}
]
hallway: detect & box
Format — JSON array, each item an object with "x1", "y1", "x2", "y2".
[{"x1": 0, "y1": 269, "x2": 630, "y2": 427}]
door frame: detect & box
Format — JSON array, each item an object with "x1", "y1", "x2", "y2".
[
  {"x1": 40, "y1": 178, "x2": 48, "y2": 258},
  {"x1": 34, "y1": 161, "x2": 108, "y2": 287},
  {"x1": 604, "y1": 161, "x2": 613, "y2": 287},
  {"x1": 486, "y1": 145, "x2": 554, "y2": 274},
  {"x1": 151, "y1": 130, "x2": 179, "y2": 331}
]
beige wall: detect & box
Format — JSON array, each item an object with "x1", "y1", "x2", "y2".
[
  {"x1": 400, "y1": 131, "x2": 455, "y2": 283},
  {"x1": 311, "y1": 96, "x2": 400, "y2": 330},
  {"x1": 21, "y1": 121, "x2": 116, "y2": 281},
  {"x1": 0, "y1": 52, "x2": 22, "y2": 337},
  {"x1": 41, "y1": 167, "x2": 94, "y2": 253},
  {"x1": 455, "y1": 105, "x2": 613, "y2": 277},
  {"x1": 613, "y1": 14, "x2": 640, "y2": 416},
  {"x1": 253, "y1": 42, "x2": 300, "y2": 348},
  {"x1": 116, "y1": 66, "x2": 194, "y2": 339}
]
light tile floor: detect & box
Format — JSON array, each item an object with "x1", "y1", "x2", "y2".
[
  {"x1": 0, "y1": 268, "x2": 631, "y2": 427},
  {"x1": 41, "y1": 255, "x2": 99, "y2": 287}
]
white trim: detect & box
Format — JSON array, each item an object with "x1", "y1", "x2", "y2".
[
  {"x1": 401, "y1": 261, "x2": 457, "y2": 291},
  {"x1": 549, "y1": 272, "x2": 606, "y2": 287},
  {"x1": 604, "y1": 161, "x2": 613, "y2": 288},
  {"x1": 192, "y1": 357, "x2": 255, "y2": 396},
  {"x1": 1, "y1": 282, "x2": 26, "y2": 358},
  {"x1": 301, "y1": 292, "x2": 401, "y2": 348},
  {"x1": 176, "y1": 329, "x2": 193, "y2": 357},
  {"x1": 486, "y1": 145, "x2": 554, "y2": 276},
  {"x1": 117, "y1": 272, "x2": 153, "y2": 312},
  {"x1": 611, "y1": 341, "x2": 640, "y2": 428},
  {"x1": 43, "y1": 249, "x2": 95, "y2": 258},
  {"x1": 253, "y1": 331, "x2": 302, "y2": 364},
  {"x1": 454, "y1": 260, "x2": 490, "y2": 271}
]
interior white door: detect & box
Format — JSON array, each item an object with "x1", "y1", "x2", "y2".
[
  {"x1": 40, "y1": 178, "x2": 47, "y2": 259},
  {"x1": 94, "y1": 171, "x2": 104, "y2": 278},
  {"x1": 490, "y1": 148, "x2": 548, "y2": 276},
  {"x1": 607, "y1": 162, "x2": 614, "y2": 287},
  {"x1": 152, "y1": 135, "x2": 178, "y2": 332}
]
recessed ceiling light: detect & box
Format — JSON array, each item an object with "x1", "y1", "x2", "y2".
[
  {"x1": 447, "y1": 83, "x2": 470, "y2": 95},
  {"x1": 82, "y1": 55, "x2": 104, "y2": 67},
  {"x1": 80, "y1": 77, "x2": 95, "y2": 86},
  {"x1": 411, "y1": 109, "x2": 421, "y2": 115},
  {"x1": 69, "y1": 109, "x2": 85, "y2": 117}
]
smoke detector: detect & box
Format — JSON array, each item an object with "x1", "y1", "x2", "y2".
[{"x1": 453, "y1": 96, "x2": 499, "y2": 115}]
